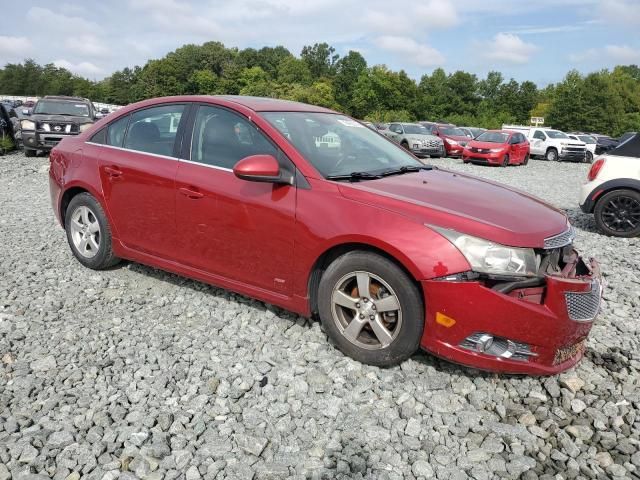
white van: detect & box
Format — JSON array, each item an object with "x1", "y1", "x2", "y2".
[{"x1": 502, "y1": 125, "x2": 588, "y2": 162}]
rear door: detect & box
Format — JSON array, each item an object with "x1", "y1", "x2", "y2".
[
  {"x1": 174, "y1": 104, "x2": 297, "y2": 293},
  {"x1": 97, "y1": 103, "x2": 188, "y2": 258}
]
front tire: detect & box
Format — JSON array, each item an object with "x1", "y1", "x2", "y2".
[
  {"x1": 318, "y1": 251, "x2": 424, "y2": 366},
  {"x1": 523, "y1": 154, "x2": 530, "y2": 166},
  {"x1": 24, "y1": 148, "x2": 36, "y2": 158},
  {"x1": 502, "y1": 154, "x2": 509, "y2": 167},
  {"x1": 65, "y1": 193, "x2": 120, "y2": 269},
  {"x1": 585, "y1": 151, "x2": 593, "y2": 163},
  {"x1": 594, "y1": 189, "x2": 640, "y2": 237},
  {"x1": 545, "y1": 148, "x2": 558, "y2": 162}
]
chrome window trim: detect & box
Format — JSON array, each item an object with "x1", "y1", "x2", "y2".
[{"x1": 178, "y1": 158, "x2": 233, "y2": 172}]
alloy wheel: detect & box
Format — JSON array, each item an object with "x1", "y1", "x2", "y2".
[
  {"x1": 601, "y1": 195, "x2": 640, "y2": 233},
  {"x1": 331, "y1": 271, "x2": 403, "y2": 350},
  {"x1": 69, "y1": 205, "x2": 101, "y2": 258}
]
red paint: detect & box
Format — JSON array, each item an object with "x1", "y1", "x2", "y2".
[
  {"x1": 462, "y1": 130, "x2": 530, "y2": 166},
  {"x1": 49, "y1": 95, "x2": 600, "y2": 374}
]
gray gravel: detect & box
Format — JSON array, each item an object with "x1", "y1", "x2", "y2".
[{"x1": 1, "y1": 151, "x2": 639, "y2": 480}]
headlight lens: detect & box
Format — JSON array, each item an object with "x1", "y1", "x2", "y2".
[
  {"x1": 432, "y1": 227, "x2": 538, "y2": 277},
  {"x1": 445, "y1": 138, "x2": 458, "y2": 145},
  {"x1": 21, "y1": 120, "x2": 36, "y2": 130},
  {"x1": 80, "y1": 123, "x2": 93, "y2": 133}
]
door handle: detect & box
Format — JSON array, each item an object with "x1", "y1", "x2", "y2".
[
  {"x1": 104, "y1": 166, "x2": 122, "y2": 177},
  {"x1": 179, "y1": 187, "x2": 204, "y2": 199}
]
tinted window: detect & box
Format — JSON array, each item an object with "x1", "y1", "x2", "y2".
[
  {"x1": 124, "y1": 105, "x2": 185, "y2": 156},
  {"x1": 107, "y1": 115, "x2": 130, "y2": 147},
  {"x1": 191, "y1": 105, "x2": 277, "y2": 169},
  {"x1": 533, "y1": 130, "x2": 546, "y2": 140}
]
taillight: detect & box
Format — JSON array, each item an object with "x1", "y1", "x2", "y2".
[{"x1": 588, "y1": 158, "x2": 605, "y2": 181}]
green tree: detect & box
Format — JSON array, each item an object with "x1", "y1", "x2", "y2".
[{"x1": 300, "y1": 43, "x2": 339, "y2": 78}]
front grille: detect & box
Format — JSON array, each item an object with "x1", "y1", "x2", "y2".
[
  {"x1": 565, "y1": 280, "x2": 601, "y2": 321},
  {"x1": 470, "y1": 147, "x2": 491, "y2": 153},
  {"x1": 37, "y1": 122, "x2": 78, "y2": 134},
  {"x1": 544, "y1": 226, "x2": 575, "y2": 249},
  {"x1": 425, "y1": 140, "x2": 441, "y2": 148}
]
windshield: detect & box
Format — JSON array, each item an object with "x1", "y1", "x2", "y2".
[
  {"x1": 33, "y1": 100, "x2": 90, "y2": 117},
  {"x1": 475, "y1": 132, "x2": 509, "y2": 143},
  {"x1": 440, "y1": 127, "x2": 466, "y2": 136},
  {"x1": 261, "y1": 112, "x2": 424, "y2": 177},
  {"x1": 546, "y1": 130, "x2": 569, "y2": 139},
  {"x1": 402, "y1": 124, "x2": 429, "y2": 135},
  {"x1": 578, "y1": 135, "x2": 595, "y2": 144}
]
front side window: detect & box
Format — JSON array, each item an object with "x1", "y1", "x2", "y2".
[
  {"x1": 107, "y1": 115, "x2": 130, "y2": 147},
  {"x1": 191, "y1": 105, "x2": 277, "y2": 169},
  {"x1": 123, "y1": 104, "x2": 185, "y2": 156},
  {"x1": 262, "y1": 112, "x2": 423, "y2": 178}
]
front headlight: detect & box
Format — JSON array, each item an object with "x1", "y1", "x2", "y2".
[
  {"x1": 21, "y1": 120, "x2": 36, "y2": 130},
  {"x1": 432, "y1": 227, "x2": 538, "y2": 277},
  {"x1": 80, "y1": 123, "x2": 93, "y2": 133},
  {"x1": 445, "y1": 138, "x2": 458, "y2": 145}
]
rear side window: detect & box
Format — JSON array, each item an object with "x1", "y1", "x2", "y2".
[
  {"x1": 123, "y1": 104, "x2": 185, "y2": 157},
  {"x1": 107, "y1": 115, "x2": 130, "y2": 147}
]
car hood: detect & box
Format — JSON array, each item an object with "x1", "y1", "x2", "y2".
[
  {"x1": 406, "y1": 134, "x2": 441, "y2": 142},
  {"x1": 30, "y1": 114, "x2": 94, "y2": 125},
  {"x1": 338, "y1": 169, "x2": 568, "y2": 248},
  {"x1": 468, "y1": 141, "x2": 508, "y2": 149}
]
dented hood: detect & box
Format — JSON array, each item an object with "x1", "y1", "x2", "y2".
[{"x1": 338, "y1": 169, "x2": 569, "y2": 248}]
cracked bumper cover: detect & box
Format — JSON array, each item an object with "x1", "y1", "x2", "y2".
[{"x1": 419, "y1": 251, "x2": 602, "y2": 374}]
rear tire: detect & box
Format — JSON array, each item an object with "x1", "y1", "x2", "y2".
[
  {"x1": 594, "y1": 189, "x2": 640, "y2": 238},
  {"x1": 65, "y1": 192, "x2": 120, "y2": 269},
  {"x1": 318, "y1": 251, "x2": 424, "y2": 366},
  {"x1": 24, "y1": 148, "x2": 36, "y2": 158},
  {"x1": 545, "y1": 148, "x2": 558, "y2": 162}
]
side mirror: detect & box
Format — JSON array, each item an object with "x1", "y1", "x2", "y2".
[
  {"x1": 233, "y1": 154, "x2": 292, "y2": 185},
  {"x1": 22, "y1": 109, "x2": 30, "y2": 115}
]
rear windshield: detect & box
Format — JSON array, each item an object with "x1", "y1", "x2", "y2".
[{"x1": 475, "y1": 132, "x2": 509, "y2": 143}]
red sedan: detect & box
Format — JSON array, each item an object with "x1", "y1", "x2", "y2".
[
  {"x1": 463, "y1": 130, "x2": 530, "y2": 166},
  {"x1": 426, "y1": 124, "x2": 470, "y2": 157},
  {"x1": 49, "y1": 96, "x2": 602, "y2": 374}
]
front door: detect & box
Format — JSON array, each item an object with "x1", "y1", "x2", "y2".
[
  {"x1": 98, "y1": 103, "x2": 187, "y2": 258},
  {"x1": 174, "y1": 104, "x2": 297, "y2": 294}
]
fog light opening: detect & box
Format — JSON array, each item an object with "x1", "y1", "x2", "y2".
[{"x1": 460, "y1": 332, "x2": 537, "y2": 361}]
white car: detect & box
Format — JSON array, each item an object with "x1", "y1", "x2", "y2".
[
  {"x1": 503, "y1": 125, "x2": 588, "y2": 162},
  {"x1": 568, "y1": 133, "x2": 597, "y2": 163},
  {"x1": 580, "y1": 133, "x2": 640, "y2": 237}
]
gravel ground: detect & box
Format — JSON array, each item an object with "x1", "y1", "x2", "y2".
[{"x1": 1, "y1": 151, "x2": 639, "y2": 480}]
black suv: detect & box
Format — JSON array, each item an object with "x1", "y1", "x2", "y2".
[{"x1": 21, "y1": 96, "x2": 98, "y2": 157}]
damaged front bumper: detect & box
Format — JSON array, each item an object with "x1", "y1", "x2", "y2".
[{"x1": 419, "y1": 250, "x2": 602, "y2": 374}]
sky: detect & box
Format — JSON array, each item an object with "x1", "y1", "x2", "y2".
[{"x1": 0, "y1": 0, "x2": 639, "y2": 86}]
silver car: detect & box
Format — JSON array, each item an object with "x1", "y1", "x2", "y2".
[{"x1": 382, "y1": 122, "x2": 445, "y2": 158}]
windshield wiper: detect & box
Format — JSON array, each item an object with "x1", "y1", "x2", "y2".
[
  {"x1": 380, "y1": 165, "x2": 434, "y2": 177},
  {"x1": 326, "y1": 171, "x2": 383, "y2": 182}
]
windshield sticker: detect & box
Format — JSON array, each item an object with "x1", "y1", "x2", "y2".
[{"x1": 338, "y1": 119, "x2": 365, "y2": 128}]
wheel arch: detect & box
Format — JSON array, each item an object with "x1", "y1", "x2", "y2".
[
  {"x1": 586, "y1": 178, "x2": 640, "y2": 213},
  {"x1": 307, "y1": 242, "x2": 422, "y2": 316},
  {"x1": 59, "y1": 181, "x2": 109, "y2": 226}
]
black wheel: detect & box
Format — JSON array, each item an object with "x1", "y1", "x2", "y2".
[
  {"x1": 585, "y1": 151, "x2": 593, "y2": 163},
  {"x1": 545, "y1": 148, "x2": 558, "y2": 162},
  {"x1": 24, "y1": 148, "x2": 36, "y2": 158},
  {"x1": 318, "y1": 251, "x2": 424, "y2": 366},
  {"x1": 594, "y1": 189, "x2": 640, "y2": 237},
  {"x1": 502, "y1": 154, "x2": 509, "y2": 167},
  {"x1": 64, "y1": 192, "x2": 120, "y2": 269},
  {"x1": 523, "y1": 154, "x2": 530, "y2": 166},
  {"x1": 400, "y1": 141, "x2": 410, "y2": 151}
]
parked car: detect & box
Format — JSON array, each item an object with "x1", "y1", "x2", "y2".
[
  {"x1": 503, "y1": 125, "x2": 588, "y2": 162},
  {"x1": 592, "y1": 135, "x2": 619, "y2": 155},
  {"x1": 422, "y1": 124, "x2": 470, "y2": 157},
  {"x1": 580, "y1": 133, "x2": 640, "y2": 237},
  {"x1": 50, "y1": 95, "x2": 602, "y2": 374},
  {"x1": 381, "y1": 122, "x2": 444, "y2": 158},
  {"x1": 21, "y1": 95, "x2": 99, "y2": 157},
  {"x1": 0, "y1": 103, "x2": 17, "y2": 155},
  {"x1": 568, "y1": 133, "x2": 597, "y2": 163},
  {"x1": 361, "y1": 121, "x2": 376, "y2": 130},
  {"x1": 462, "y1": 130, "x2": 529, "y2": 166},
  {"x1": 459, "y1": 127, "x2": 486, "y2": 139},
  {"x1": 24, "y1": 100, "x2": 36, "y2": 108}
]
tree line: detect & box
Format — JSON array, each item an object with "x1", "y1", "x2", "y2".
[{"x1": 1, "y1": 41, "x2": 639, "y2": 136}]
